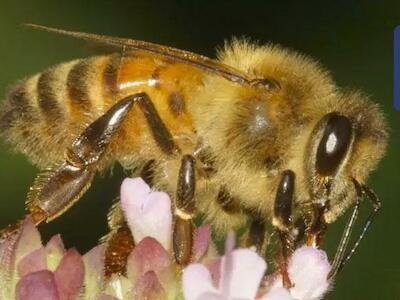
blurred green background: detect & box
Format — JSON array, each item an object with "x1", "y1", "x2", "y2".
[{"x1": 0, "y1": 1, "x2": 399, "y2": 299}]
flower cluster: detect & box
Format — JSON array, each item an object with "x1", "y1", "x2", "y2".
[
  {"x1": 183, "y1": 239, "x2": 332, "y2": 300},
  {"x1": 0, "y1": 178, "x2": 332, "y2": 300}
]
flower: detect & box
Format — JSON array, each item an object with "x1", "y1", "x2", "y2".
[
  {"x1": 120, "y1": 178, "x2": 212, "y2": 263},
  {"x1": 183, "y1": 233, "x2": 267, "y2": 300},
  {"x1": 0, "y1": 178, "x2": 213, "y2": 300},
  {"x1": 0, "y1": 177, "x2": 332, "y2": 300},
  {"x1": 109, "y1": 177, "x2": 212, "y2": 300},
  {"x1": 120, "y1": 177, "x2": 172, "y2": 250},
  {"x1": 267, "y1": 246, "x2": 332, "y2": 300},
  {"x1": 183, "y1": 235, "x2": 331, "y2": 300},
  {"x1": 0, "y1": 217, "x2": 87, "y2": 300}
]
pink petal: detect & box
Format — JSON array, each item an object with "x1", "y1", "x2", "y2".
[
  {"x1": 83, "y1": 245, "x2": 105, "y2": 300},
  {"x1": 133, "y1": 271, "x2": 167, "y2": 300},
  {"x1": 288, "y1": 246, "x2": 331, "y2": 300},
  {"x1": 126, "y1": 237, "x2": 170, "y2": 284},
  {"x1": 0, "y1": 217, "x2": 43, "y2": 298},
  {"x1": 16, "y1": 270, "x2": 59, "y2": 300},
  {"x1": 54, "y1": 248, "x2": 84, "y2": 300},
  {"x1": 260, "y1": 287, "x2": 294, "y2": 300},
  {"x1": 0, "y1": 232, "x2": 19, "y2": 287},
  {"x1": 120, "y1": 177, "x2": 172, "y2": 249},
  {"x1": 15, "y1": 217, "x2": 43, "y2": 268},
  {"x1": 207, "y1": 258, "x2": 222, "y2": 287},
  {"x1": 18, "y1": 247, "x2": 47, "y2": 277},
  {"x1": 45, "y1": 235, "x2": 65, "y2": 271},
  {"x1": 183, "y1": 264, "x2": 218, "y2": 300},
  {"x1": 193, "y1": 225, "x2": 211, "y2": 261},
  {"x1": 219, "y1": 249, "x2": 267, "y2": 299}
]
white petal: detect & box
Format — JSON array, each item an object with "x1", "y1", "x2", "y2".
[
  {"x1": 120, "y1": 177, "x2": 172, "y2": 249},
  {"x1": 196, "y1": 292, "x2": 226, "y2": 300},
  {"x1": 45, "y1": 234, "x2": 65, "y2": 271},
  {"x1": 288, "y1": 246, "x2": 331, "y2": 300},
  {"x1": 82, "y1": 245, "x2": 105, "y2": 300},
  {"x1": 183, "y1": 264, "x2": 218, "y2": 300},
  {"x1": 104, "y1": 274, "x2": 132, "y2": 300},
  {"x1": 121, "y1": 177, "x2": 151, "y2": 199},
  {"x1": 219, "y1": 249, "x2": 267, "y2": 299}
]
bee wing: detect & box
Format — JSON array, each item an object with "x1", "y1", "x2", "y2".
[{"x1": 25, "y1": 24, "x2": 250, "y2": 85}]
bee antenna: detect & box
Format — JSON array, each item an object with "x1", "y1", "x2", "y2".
[{"x1": 23, "y1": 23, "x2": 75, "y2": 36}]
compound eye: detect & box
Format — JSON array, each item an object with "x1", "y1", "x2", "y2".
[{"x1": 315, "y1": 113, "x2": 353, "y2": 176}]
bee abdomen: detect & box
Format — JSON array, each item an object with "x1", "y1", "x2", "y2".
[{"x1": 0, "y1": 56, "x2": 111, "y2": 167}]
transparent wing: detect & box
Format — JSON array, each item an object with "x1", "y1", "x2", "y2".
[{"x1": 25, "y1": 24, "x2": 251, "y2": 85}]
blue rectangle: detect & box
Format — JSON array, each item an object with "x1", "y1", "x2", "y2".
[{"x1": 395, "y1": 26, "x2": 400, "y2": 111}]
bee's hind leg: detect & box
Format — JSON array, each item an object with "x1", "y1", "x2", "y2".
[
  {"x1": 26, "y1": 96, "x2": 135, "y2": 225},
  {"x1": 103, "y1": 204, "x2": 135, "y2": 278},
  {"x1": 272, "y1": 170, "x2": 296, "y2": 289},
  {"x1": 103, "y1": 160, "x2": 155, "y2": 277},
  {"x1": 0, "y1": 96, "x2": 135, "y2": 242}
]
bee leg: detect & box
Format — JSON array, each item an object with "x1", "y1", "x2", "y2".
[
  {"x1": 103, "y1": 160, "x2": 155, "y2": 277},
  {"x1": 306, "y1": 200, "x2": 328, "y2": 248},
  {"x1": 103, "y1": 218, "x2": 134, "y2": 278},
  {"x1": 246, "y1": 217, "x2": 266, "y2": 253},
  {"x1": 0, "y1": 97, "x2": 134, "y2": 239},
  {"x1": 136, "y1": 93, "x2": 180, "y2": 156},
  {"x1": 26, "y1": 96, "x2": 135, "y2": 225},
  {"x1": 328, "y1": 180, "x2": 380, "y2": 279},
  {"x1": 306, "y1": 182, "x2": 330, "y2": 248},
  {"x1": 102, "y1": 87, "x2": 181, "y2": 275},
  {"x1": 273, "y1": 170, "x2": 295, "y2": 289},
  {"x1": 293, "y1": 217, "x2": 306, "y2": 247},
  {"x1": 173, "y1": 154, "x2": 196, "y2": 265}
]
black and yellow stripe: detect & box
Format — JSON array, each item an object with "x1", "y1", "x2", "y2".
[
  {"x1": 37, "y1": 67, "x2": 65, "y2": 122},
  {"x1": 103, "y1": 53, "x2": 121, "y2": 97},
  {"x1": 0, "y1": 56, "x2": 115, "y2": 166},
  {"x1": 66, "y1": 59, "x2": 93, "y2": 114}
]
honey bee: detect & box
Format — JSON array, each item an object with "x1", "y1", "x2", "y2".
[{"x1": 0, "y1": 25, "x2": 387, "y2": 284}]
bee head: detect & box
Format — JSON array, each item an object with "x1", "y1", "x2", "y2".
[
  {"x1": 191, "y1": 40, "x2": 387, "y2": 224},
  {"x1": 305, "y1": 91, "x2": 388, "y2": 222}
]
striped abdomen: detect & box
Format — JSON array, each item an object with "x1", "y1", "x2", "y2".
[
  {"x1": 0, "y1": 53, "x2": 203, "y2": 168},
  {"x1": 0, "y1": 55, "x2": 117, "y2": 167}
]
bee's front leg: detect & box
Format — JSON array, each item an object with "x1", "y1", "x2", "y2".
[
  {"x1": 272, "y1": 170, "x2": 296, "y2": 289},
  {"x1": 173, "y1": 154, "x2": 196, "y2": 265},
  {"x1": 246, "y1": 217, "x2": 266, "y2": 253}
]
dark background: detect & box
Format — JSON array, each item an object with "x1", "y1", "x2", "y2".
[{"x1": 0, "y1": 1, "x2": 399, "y2": 299}]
